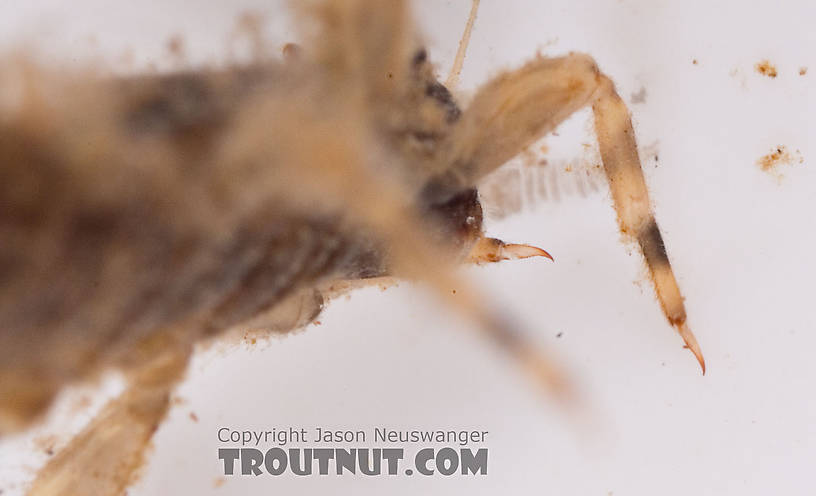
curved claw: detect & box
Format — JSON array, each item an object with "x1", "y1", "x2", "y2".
[
  {"x1": 467, "y1": 237, "x2": 553, "y2": 264},
  {"x1": 503, "y1": 243, "x2": 554, "y2": 261},
  {"x1": 677, "y1": 321, "x2": 706, "y2": 375}
]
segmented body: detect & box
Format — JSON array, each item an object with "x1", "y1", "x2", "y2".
[
  {"x1": 0, "y1": 2, "x2": 704, "y2": 493},
  {"x1": 0, "y1": 51, "x2": 479, "y2": 431}
]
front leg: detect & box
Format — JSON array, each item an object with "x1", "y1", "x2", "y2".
[
  {"x1": 434, "y1": 53, "x2": 705, "y2": 372},
  {"x1": 592, "y1": 74, "x2": 704, "y2": 372}
]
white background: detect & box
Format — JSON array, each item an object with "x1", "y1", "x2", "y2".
[{"x1": 0, "y1": 0, "x2": 814, "y2": 494}]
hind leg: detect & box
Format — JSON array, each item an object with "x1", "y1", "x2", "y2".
[
  {"x1": 436, "y1": 53, "x2": 705, "y2": 371},
  {"x1": 28, "y1": 342, "x2": 192, "y2": 496}
]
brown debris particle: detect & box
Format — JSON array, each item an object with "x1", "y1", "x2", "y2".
[
  {"x1": 69, "y1": 395, "x2": 92, "y2": 414},
  {"x1": 800, "y1": 67, "x2": 808, "y2": 76},
  {"x1": 34, "y1": 435, "x2": 59, "y2": 456},
  {"x1": 755, "y1": 60, "x2": 778, "y2": 78},
  {"x1": 166, "y1": 36, "x2": 184, "y2": 57},
  {"x1": 165, "y1": 35, "x2": 186, "y2": 67},
  {"x1": 189, "y1": 412, "x2": 198, "y2": 422},
  {"x1": 641, "y1": 140, "x2": 660, "y2": 164},
  {"x1": 282, "y1": 43, "x2": 302, "y2": 61},
  {"x1": 757, "y1": 145, "x2": 803, "y2": 175},
  {"x1": 692, "y1": 59, "x2": 698, "y2": 65}
]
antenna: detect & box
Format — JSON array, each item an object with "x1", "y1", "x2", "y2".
[{"x1": 445, "y1": 0, "x2": 481, "y2": 91}]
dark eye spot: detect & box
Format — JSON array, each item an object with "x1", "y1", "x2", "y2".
[
  {"x1": 425, "y1": 82, "x2": 461, "y2": 122},
  {"x1": 412, "y1": 48, "x2": 428, "y2": 66}
]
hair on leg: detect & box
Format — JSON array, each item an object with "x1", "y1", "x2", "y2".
[{"x1": 591, "y1": 75, "x2": 704, "y2": 372}]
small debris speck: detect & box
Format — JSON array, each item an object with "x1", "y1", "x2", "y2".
[
  {"x1": 755, "y1": 60, "x2": 778, "y2": 78},
  {"x1": 556, "y1": 332, "x2": 563, "y2": 338},
  {"x1": 757, "y1": 145, "x2": 803, "y2": 175},
  {"x1": 630, "y1": 86, "x2": 647, "y2": 104}
]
